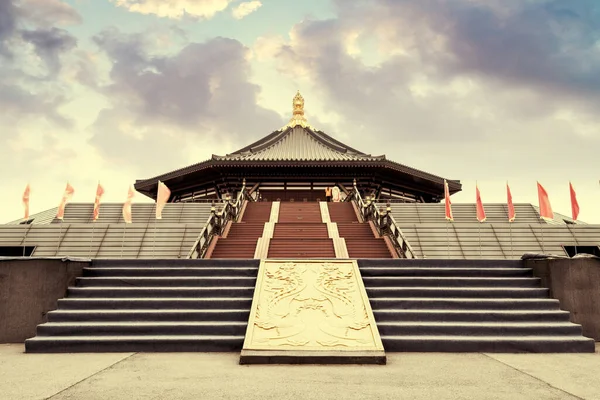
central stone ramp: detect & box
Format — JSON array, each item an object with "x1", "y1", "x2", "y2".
[
  {"x1": 25, "y1": 259, "x2": 259, "y2": 353},
  {"x1": 359, "y1": 259, "x2": 595, "y2": 353},
  {"x1": 240, "y1": 259, "x2": 385, "y2": 364}
]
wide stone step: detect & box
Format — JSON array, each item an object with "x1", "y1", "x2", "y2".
[
  {"x1": 358, "y1": 259, "x2": 524, "y2": 269},
  {"x1": 57, "y1": 298, "x2": 253, "y2": 310},
  {"x1": 48, "y1": 309, "x2": 250, "y2": 323},
  {"x1": 360, "y1": 267, "x2": 533, "y2": 277},
  {"x1": 369, "y1": 297, "x2": 560, "y2": 310},
  {"x1": 362, "y1": 277, "x2": 541, "y2": 288},
  {"x1": 380, "y1": 335, "x2": 595, "y2": 353},
  {"x1": 83, "y1": 267, "x2": 258, "y2": 277},
  {"x1": 37, "y1": 322, "x2": 247, "y2": 336},
  {"x1": 366, "y1": 287, "x2": 548, "y2": 298},
  {"x1": 68, "y1": 287, "x2": 255, "y2": 298},
  {"x1": 377, "y1": 322, "x2": 583, "y2": 336},
  {"x1": 373, "y1": 309, "x2": 571, "y2": 323},
  {"x1": 76, "y1": 277, "x2": 257, "y2": 287},
  {"x1": 90, "y1": 259, "x2": 260, "y2": 269},
  {"x1": 25, "y1": 335, "x2": 244, "y2": 353}
]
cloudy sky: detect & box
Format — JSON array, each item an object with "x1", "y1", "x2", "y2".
[{"x1": 1, "y1": 0, "x2": 599, "y2": 223}]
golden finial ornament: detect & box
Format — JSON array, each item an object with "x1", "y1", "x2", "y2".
[{"x1": 282, "y1": 90, "x2": 312, "y2": 129}]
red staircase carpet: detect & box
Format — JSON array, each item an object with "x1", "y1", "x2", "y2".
[
  {"x1": 268, "y1": 202, "x2": 334, "y2": 258},
  {"x1": 328, "y1": 202, "x2": 393, "y2": 258},
  {"x1": 209, "y1": 202, "x2": 272, "y2": 259}
]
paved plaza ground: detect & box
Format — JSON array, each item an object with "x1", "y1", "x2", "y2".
[{"x1": 1, "y1": 344, "x2": 599, "y2": 400}]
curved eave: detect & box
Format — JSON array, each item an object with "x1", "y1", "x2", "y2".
[{"x1": 134, "y1": 159, "x2": 461, "y2": 196}]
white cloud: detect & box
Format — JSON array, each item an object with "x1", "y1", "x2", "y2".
[
  {"x1": 231, "y1": 1, "x2": 262, "y2": 20},
  {"x1": 110, "y1": 0, "x2": 233, "y2": 19},
  {"x1": 17, "y1": 0, "x2": 82, "y2": 27}
]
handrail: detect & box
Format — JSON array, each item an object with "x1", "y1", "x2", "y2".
[
  {"x1": 187, "y1": 180, "x2": 251, "y2": 259},
  {"x1": 349, "y1": 180, "x2": 417, "y2": 259}
]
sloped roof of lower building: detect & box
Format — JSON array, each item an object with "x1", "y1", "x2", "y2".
[{"x1": 380, "y1": 203, "x2": 582, "y2": 225}]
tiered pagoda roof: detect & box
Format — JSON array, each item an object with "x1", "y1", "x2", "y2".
[{"x1": 134, "y1": 92, "x2": 461, "y2": 202}]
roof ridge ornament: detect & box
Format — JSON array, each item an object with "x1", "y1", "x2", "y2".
[{"x1": 281, "y1": 90, "x2": 313, "y2": 130}]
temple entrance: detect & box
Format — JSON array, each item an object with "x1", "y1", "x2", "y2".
[{"x1": 257, "y1": 189, "x2": 341, "y2": 202}]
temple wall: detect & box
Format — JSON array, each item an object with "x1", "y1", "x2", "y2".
[
  {"x1": 0, "y1": 258, "x2": 88, "y2": 343},
  {"x1": 524, "y1": 257, "x2": 600, "y2": 341}
]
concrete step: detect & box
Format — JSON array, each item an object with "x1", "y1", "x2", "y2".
[
  {"x1": 25, "y1": 335, "x2": 244, "y2": 353},
  {"x1": 83, "y1": 267, "x2": 258, "y2": 277},
  {"x1": 90, "y1": 259, "x2": 260, "y2": 269},
  {"x1": 362, "y1": 277, "x2": 541, "y2": 288},
  {"x1": 380, "y1": 335, "x2": 596, "y2": 353},
  {"x1": 366, "y1": 287, "x2": 549, "y2": 298},
  {"x1": 37, "y1": 322, "x2": 247, "y2": 336},
  {"x1": 360, "y1": 267, "x2": 533, "y2": 277},
  {"x1": 48, "y1": 309, "x2": 250, "y2": 323},
  {"x1": 377, "y1": 322, "x2": 583, "y2": 336},
  {"x1": 373, "y1": 309, "x2": 571, "y2": 323},
  {"x1": 76, "y1": 277, "x2": 257, "y2": 287},
  {"x1": 68, "y1": 287, "x2": 255, "y2": 298},
  {"x1": 57, "y1": 297, "x2": 253, "y2": 310},
  {"x1": 358, "y1": 259, "x2": 525, "y2": 269},
  {"x1": 369, "y1": 297, "x2": 560, "y2": 310}
]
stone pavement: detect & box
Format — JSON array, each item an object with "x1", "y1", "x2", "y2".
[{"x1": 1, "y1": 344, "x2": 599, "y2": 400}]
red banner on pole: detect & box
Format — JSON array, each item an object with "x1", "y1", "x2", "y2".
[
  {"x1": 506, "y1": 183, "x2": 516, "y2": 222},
  {"x1": 537, "y1": 182, "x2": 554, "y2": 220},
  {"x1": 23, "y1": 184, "x2": 31, "y2": 220},
  {"x1": 476, "y1": 184, "x2": 486, "y2": 222},
  {"x1": 569, "y1": 182, "x2": 579, "y2": 221},
  {"x1": 123, "y1": 186, "x2": 135, "y2": 224},
  {"x1": 156, "y1": 181, "x2": 171, "y2": 219},
  {"x1": 56, "y1": 183, "x2": 75, "y2": 220},
  {"x1": 93, "y1": 183, "x2": 105, "y2": 221},
  {"x1": 444, "y1": 179, "x2": 453, "y2": 221}
]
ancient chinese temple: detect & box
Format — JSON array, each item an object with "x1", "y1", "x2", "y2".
[{"x1": 1, "y1": 92, "x2": 599, "y2": 357}]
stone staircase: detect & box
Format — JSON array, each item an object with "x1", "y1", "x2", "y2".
[
  {"x1": 359, "y1": 259, "x2": 595, "y2": 352},
  {"x1": 25, "y1": 259, "x2": 259, "y2": 353},
  {"x1": 268, "y1": 202, "x2": 335, "y2": 258},
  {"x1": 328, "y1": 202, "x2": 393, "y2": 258},
  {"x1": 209, "y1": 202, "x2": 272, "y2": 259}
]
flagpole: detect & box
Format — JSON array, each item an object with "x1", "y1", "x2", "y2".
[
  {"x1": 540, "y1": 217, "x2": 545, "y2": 254},
  {"x1": 90, "y1": 222, "x2": 95, "y2": 258},
  {"x1": 479, "y1": 221, "x2": 481, "y2": 257},
  {"x1": 446, "y1": 220, "x2": 449, "y2": 258},
  {"x1": 121, "y1": 223, "x2": 127, "y2": 259},
  {"x1": 57, "y1": 219, "x2": 63, "y2": 256},
  {"x1": 153, "y1": 203, "x2": 157, "y2": 258},
  {"x1": 510, "y1": 221, "x2": 513, "y2": 259},
  {"x1": 23, "y1": 225, "x2": 29, "y2": 258}
]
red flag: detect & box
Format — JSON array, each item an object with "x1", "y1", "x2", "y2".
[
  {"x1": 444, "y1": 179, "x2": 453, "y2": 221},
  {"x1": 506, "y1": 183, "x2": 515, "y2": 222},
  {"x1": 537, "y1": 182, "x2": 554, "y2": 220},
  {"x1": 156, "y1": 181, "x2": 171, "y2": 219},
  {"x1": 122, "y1": 185, "x2": 135, "y2": 223},
  {"x1": 23, "y1": 184, "x2": 31, "y2": 220},
  {"x1": 56, "y1": 183, "x2": 75, "y2": 220},
  {"x1": 475, "y1": 184, "x2": 486, "y2": 222},
  {"x1": 569, "y1": 182, "x2": 579, "y2": 221},
  {"x1": 93, "y1": 183, "x2": 105, "y2": 222}
]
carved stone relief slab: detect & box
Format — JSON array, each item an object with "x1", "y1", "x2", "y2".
[{"x1": 241, "y1": 260, "x2": 384, "y2": 361}]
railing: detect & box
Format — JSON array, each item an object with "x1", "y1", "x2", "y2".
[
  {"x1": 187, "y1": 180, "x2": 250, "y2": 259},
  {"x1": 349, "y1": 181, "x2": 417, "y2": 259}
]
